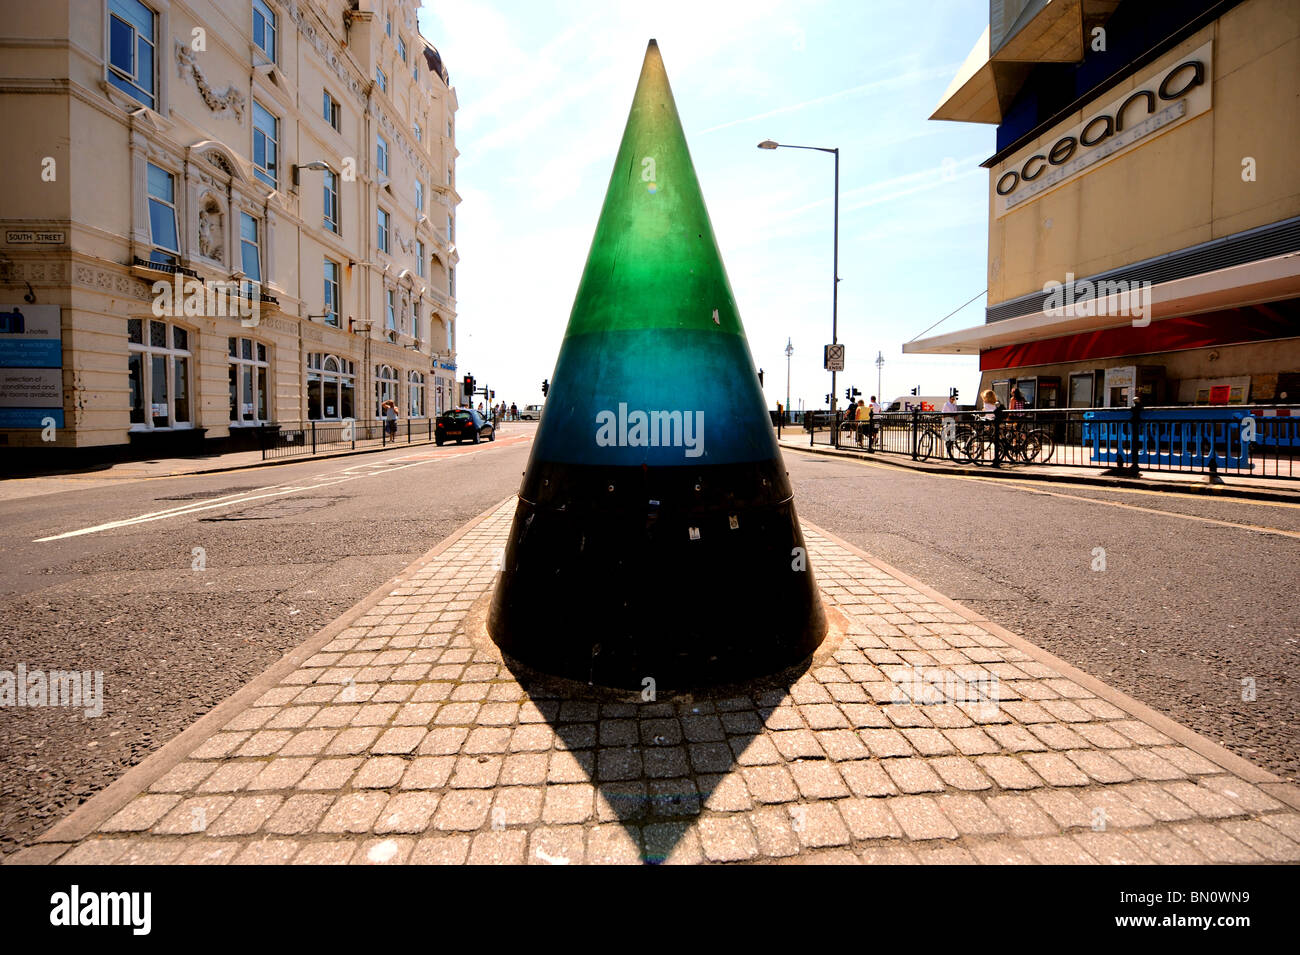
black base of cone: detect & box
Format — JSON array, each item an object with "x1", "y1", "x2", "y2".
[{"x1": 488, "y1": 459, "x2": 826, "y2": 689}]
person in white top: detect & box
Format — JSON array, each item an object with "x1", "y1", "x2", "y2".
[
  {"x1": 980, "y1": 388, "x2": 1000, "y2": 421},
  {"x1": 942, "y1": 396, "x2": 958, "y2": 414},
  {"x1": 869, "y1": 396, "x2": 882, "y2": 414}
]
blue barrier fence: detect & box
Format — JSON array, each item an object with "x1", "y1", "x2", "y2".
[{"x1": 785, "y1": 405, "x2": 1300, "y2": 480}]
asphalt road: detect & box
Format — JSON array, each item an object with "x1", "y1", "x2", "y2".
[
  {"x1": 785, "y1": 448, "x2": 1300, "y2": 785},
  {"x1": 1, "y1": 427, "x2": 1296, "y2": 856},
  {"x1": 0, "y1": 429, "x2": 534, "y2": 856}
]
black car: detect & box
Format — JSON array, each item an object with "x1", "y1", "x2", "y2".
[{"x1": 436, "y1": 408, "x2": 494, "y2": 445}]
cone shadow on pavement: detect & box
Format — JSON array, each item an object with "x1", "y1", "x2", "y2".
[{"x1": 499, "y1": 656, "x2": 814, "y2": 864}]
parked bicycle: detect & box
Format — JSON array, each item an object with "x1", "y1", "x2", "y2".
[{"x1": 914, "y1": 415, "x2": 1056, "y2": 466}]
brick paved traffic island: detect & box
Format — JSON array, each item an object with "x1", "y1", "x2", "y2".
[{"x1": 13, "y1": 498, "x2": 1300, "y2": 865}]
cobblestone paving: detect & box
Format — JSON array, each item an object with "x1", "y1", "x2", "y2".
[{"x1": 26, "y1": 499, "x2": 1300, "y2": 864}]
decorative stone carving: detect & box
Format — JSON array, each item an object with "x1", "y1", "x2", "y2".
[
  {"x1": 198, "y1": 198, "x2": 224, "y2": 260},
  {"x1": 203, "y1": 152, "x2": 234, "y2": 177},
  {"x1": 284, "y1": 1, "x2": 368, "y2": 107},
  {"x1": 175, "y1": 42, "x2": 246, "y2": 121}
]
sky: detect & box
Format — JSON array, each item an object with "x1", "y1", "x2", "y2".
[{"x1": 417, "y1": 0, "x2": 996, "y2": 410}]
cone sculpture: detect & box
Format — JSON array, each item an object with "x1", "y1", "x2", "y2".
[{"x1": 489, "y1": 40, "x2": 826, "y2": 688}]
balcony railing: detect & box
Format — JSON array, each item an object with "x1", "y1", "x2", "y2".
[{"x1": 131, "y1": 256, "x2": 199, "y2": 278}]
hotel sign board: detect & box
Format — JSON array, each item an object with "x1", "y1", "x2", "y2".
[
  {"x1": 993, "y1": 40, "x2": 1213, "y2": 218},
  {"x1": 0, "y1": 304, "x2": 64, "y2": 428}
]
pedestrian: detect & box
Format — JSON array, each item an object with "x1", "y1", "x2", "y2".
[
  {"x1": 383, "y1": 399, "x2": 398, "y2": 438},
  {"x1": 866, "y1": 396, "x2": 881, "y2": 451},
  {"x1": 510, "y1": 402, "x2": 518, "y2": 421},
  {"x1": 1009, "y1": 387, "x2": 1026, "y2": 411},
  {"x1": 941, "y1": 392, "x2": 959, "y2": 449},
  {"x1": 853, "y1": 399, "x2": 868, "y2": 447}
]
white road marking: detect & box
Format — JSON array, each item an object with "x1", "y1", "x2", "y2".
[{"x1": 32, "y1": 440, "x2": 522, "y2": 542}]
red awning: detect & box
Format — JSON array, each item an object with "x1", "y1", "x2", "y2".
[{"x1": 979, "y1": 300, "x2": 1300, "y2": 371}]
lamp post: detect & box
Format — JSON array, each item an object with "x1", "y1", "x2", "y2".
[
  {"x1": 784, "y1": 337, "x2": 793, "y2": 424},
  {"x1": 759, "y1": 139, "x2": 839, "y2": 439}
]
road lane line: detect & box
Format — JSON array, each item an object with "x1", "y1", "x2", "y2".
[
  {"x1": 785, "y1": 446, "x2": 1300, "y2": 533},
  {"x1": 969, "y1": 482, "x2": 1300, "y2": 539},
  {"x1": 32, "y1": 436, "x2": 528, "y2": 542}
]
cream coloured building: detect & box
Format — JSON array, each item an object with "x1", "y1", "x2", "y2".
[
  {"x1": 909, "y1": 0, "x2": 1300, "y2": 409},
  {"x1": 0, "y1": 0, "x2": 460, "y2": 457}
]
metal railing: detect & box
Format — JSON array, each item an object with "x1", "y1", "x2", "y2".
[
  {"x1": 790, "y1": 406, "x2": 1300, "y2": 480},
  {"x1": 260, "y1": 417, "x2": 436, "y2": 460}
]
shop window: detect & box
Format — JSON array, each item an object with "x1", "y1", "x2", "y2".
[
  {"x1": 408, "y1": 371, "x2": 425, "y2": 417},
  {"x1": 1068, "y1": 373, "x2": 1094, "y2": 409},
  {"x1": 128, "y1": 319, "x2": 192, "y2": 429},
  {"x1": 307, "y1": 353, "x2": 355, "y2": 420},
  {"x1": 375, "y1": 363, "x2": 398, "y2": 417},
  {"x1": 228, "y1": 336, "x2": 269, "y2": 424}
]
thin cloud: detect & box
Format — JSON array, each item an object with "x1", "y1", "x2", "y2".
[{"x1": 695, "y1": 62, "x2": 961, "y2": 134}]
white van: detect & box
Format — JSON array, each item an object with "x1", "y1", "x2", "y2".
[{"x1": 884, "y1": 395, "x2": 948, "y2": 413}]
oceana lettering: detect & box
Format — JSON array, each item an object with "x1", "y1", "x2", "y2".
[{"x1": 996, "y1": 57, "x2": 1205, "y2": 197}]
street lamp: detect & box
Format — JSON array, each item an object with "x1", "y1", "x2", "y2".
[
  {"x1": 292, "y1": 159, "x2": 338, "y2": 190},
  {"x1": 784, "y1": 337, "x2": 793, "y2": 423},
  {"x1": 758, "y1": 139, "x2": 839, "y2": 440}
]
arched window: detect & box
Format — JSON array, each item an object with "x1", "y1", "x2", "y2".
[
  {"x1": 307, "y1": 352, "x2": 354, "y2": 420},
  {"x1": 408, "y1": 370, "x2": 425, "y2": 417},
  {"x1": 375, "y1": 363, "x2": 398, "y2": 417}
]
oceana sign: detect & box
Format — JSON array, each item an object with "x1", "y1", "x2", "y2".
[{"x1": 994, "y1": 40, "x2": 1212, "y2": 213}]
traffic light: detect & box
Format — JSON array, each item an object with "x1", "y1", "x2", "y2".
[
  {"x1": 910, "y1": 386, "x2": 919, "y2": 396},
  {"x1": 464, "y1": 374, "x2": 475, "y2": 400},
  {"x1": 489, "y1": 390, "x2": 495, "y2": 400},
  {"x1": 950, "y1": 387, "x2": 959, "y2": 401},
  {"x1": 758, "y1": 368, "x2": 764, "y2": 387},
  {"x1": 845, "y1": 387, "x2": 852, "y2": 400},
  {"x1": 825, "y1": 394, "x2": 831, "y2": 405},
  {"x1": 541, "y1": 378, "x2": 550, "y2": 397}
]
